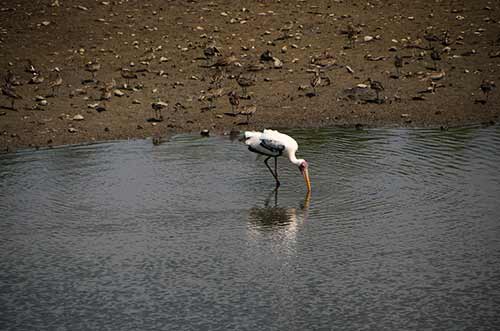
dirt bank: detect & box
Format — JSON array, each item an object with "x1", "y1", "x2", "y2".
[{"x1": 0, "y1": 0, "x2": 499, "y2": 152}]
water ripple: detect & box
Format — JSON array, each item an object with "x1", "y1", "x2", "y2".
[{"x1": 1, "y1": 126, "x2": 500, "y2": 330}]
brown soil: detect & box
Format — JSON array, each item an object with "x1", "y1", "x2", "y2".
[{"x1": 1, "y1": 0, "x2": 499, "y2": 152}]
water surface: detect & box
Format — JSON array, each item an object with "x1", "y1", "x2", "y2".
[{"x1": 1, "y1": 126, "x2": 500, "y2": 330}]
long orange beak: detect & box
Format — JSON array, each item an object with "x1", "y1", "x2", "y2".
[{"x1": 302, "y1": 168, "x2": 311, "y2": 193}]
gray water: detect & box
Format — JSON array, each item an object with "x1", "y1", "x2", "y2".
[{"x1": 1, "y1": 126, "x2": 500, "y2": 330}]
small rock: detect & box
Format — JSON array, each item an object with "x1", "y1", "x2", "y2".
[
  {"x1": 68, "y1": 127, "x2": 77, "y2": 133},
  {"x1": 35, "y1": 95, "x2": 45, "y2": 101},
  {"x1": 88, "y1": 103, "x2": 99, "y2": 108},
  {"x1": 73, "y1": 114, "x2": 84, "y2": 121},
  {"x1": 430, "y1": 71, "x2": 446, "y2": 80},
  {"x1": 114, "y1": 89, "x2": 125, "y2": 97},
  {"x1": 39, "y1": 100, "x2": 48, "y2": 106},
  {"x1": 132, "y1": 99, "x2": 141, "y2": 104},
  {"x1": 272, "y1": 57, "x2": 283, "y2": 68},
  {"x1": 363, "y1": 36, "x2": 374, "y2": 42},
  {"x1": 200, "y1": 129, "x2": 210, "y2": 137}
]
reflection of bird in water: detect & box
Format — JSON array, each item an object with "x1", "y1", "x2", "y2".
[
  {"x1": 244, "y1": 129, "x2": 311, "y2": 192},
  {"x1": 248, "y1": 189, "x2": 311, "y2": 231}
]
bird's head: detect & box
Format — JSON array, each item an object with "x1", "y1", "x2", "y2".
[{"x1": 298, "y1": 160, "x2": 311, "y2": 193}]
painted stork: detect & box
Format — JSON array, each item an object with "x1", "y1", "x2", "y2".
[{"x1": 244, "y1": 129, "x2": 311, "y2": 192}]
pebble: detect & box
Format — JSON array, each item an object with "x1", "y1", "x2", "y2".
[
  {"x1": 430, "y1": 71, "x2": 446, "y2": 80},
  {"x1": 272, "y1": 57, "x2": 283, "y2": 68},
  {"x1": 73, "y1": 114, "x2": 84, "y2": 121},
  {"x1": 68, "y1": 127, "x2": 77, "y2": 133},
  {"x1": 114, "y1": 89, "x2": 125, "y2": 97},
  {"x1": 39, "y1": 100, "x2": 48, "y2": 106},
  {"x1": 364, "y1": 36, "x2": 374, "y2": 42},
  {"x1": 200, "y1": 129, "x2": 210, "y2": 137}
]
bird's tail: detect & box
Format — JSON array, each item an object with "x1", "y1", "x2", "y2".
[
  {"x1": 243, "y1": 131, "x2": 262, "y2": 145},
  {"x1": 244, "y1": 131, "x2": 262, "y2": 140}
]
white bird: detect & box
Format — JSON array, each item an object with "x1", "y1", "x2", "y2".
[{"x1": 244, "y1": 129, "x2": 311, "y2": 192}]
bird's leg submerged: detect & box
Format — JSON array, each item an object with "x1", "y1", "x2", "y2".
[{"x1": 264, "y1": 156, "x2": 280, "y2": 187}]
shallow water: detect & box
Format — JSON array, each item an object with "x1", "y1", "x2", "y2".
[{"x1": 1, "y1": 126, "x2": 500, "y2": 330}]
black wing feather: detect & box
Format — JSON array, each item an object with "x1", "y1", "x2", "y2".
[{"x1": 260, "y1": 139, "x2": 285, "y2": 155}]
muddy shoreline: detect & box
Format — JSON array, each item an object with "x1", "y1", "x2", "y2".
[{"x1": 1, "y1": 0, "x2": 499, "y2": 153}]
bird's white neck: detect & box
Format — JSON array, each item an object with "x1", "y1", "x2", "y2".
[{"x1": 288, "y1": 151, "x2": 303, "y2": 166}]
